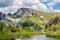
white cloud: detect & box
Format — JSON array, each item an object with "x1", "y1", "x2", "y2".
[
  {"x1": 47, "y1": 0, "x2": 60, "y2": 7},
  {"x1": 0, "y1": 0, "x2": 60, "y2": 14},
  {"x1": 0, "y1": 8, "x2": 3, "y2": 12},
  {"x1": 23, "y1": 0, "x2": 40, "y2": 4},
  {"x1": 31, "y1": 3, "x2": 49, "y2": 12},
  {"x1": 53, "y1": 0, "x2": 60, "y2": 3},
  {"x1": 31, "y1": 5, "x2": 38, "y2": 9},
  {"x1": 48, "y1": 7, "x2": 53, "y2": 12},
  {"x1": 1, "y1": 0, "x2": 49, "y2": 14},
  {"x1": 41, "y1": 0, "x2": 50, "y2": 2},
  {"x1": 13, "y1": 0, "x2": 40, "y2": 7},
  {"x1": 12, "y1": 0, "x2": 60, "y2": 13},
  {"x1": 47, "y1": 0, "x2": 60, "y2": 13},
  {"x1": 47, "y1": 1, "x2": 56, "y2": 7},
  {"x1": 37, "y1": 3, "x2": 48, "y2": 12},
  {"x1": 53, "y1": 10, "x2": 60, "y2": 13},
  {"x1": 13, "y1": 0, "x2": 23, "y2": 6},
  {"x1": 49, "y1": 7, "x2": 53, "y2": 10}
]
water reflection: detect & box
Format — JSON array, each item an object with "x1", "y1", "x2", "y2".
[{"x1": 16, "y1": 35, "x2": 59, "y2": 40}]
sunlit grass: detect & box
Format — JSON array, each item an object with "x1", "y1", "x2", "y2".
[{"x1": 45, "y1": 24, "x2": 60, "y2": 39}]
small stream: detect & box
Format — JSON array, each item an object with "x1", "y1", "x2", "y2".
[{"x1": 15, "y1": 35, "x2": 60, "y2": 40}]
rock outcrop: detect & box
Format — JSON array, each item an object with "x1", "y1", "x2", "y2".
[{"x1": 45, "y1": 16, "x2": 60, "y2": 29}]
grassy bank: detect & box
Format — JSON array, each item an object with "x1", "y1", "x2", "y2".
[
  {"x1": 0, "y1": 28, "x2": 43, "y2": 40},
  {"x1": 44, "y1": 31, "x2": 60, "y2": 39}
]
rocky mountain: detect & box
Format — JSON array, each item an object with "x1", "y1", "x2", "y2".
[
  {"x1": 8, "y1": 8, "x2": 35, "y2": 18},
  {"x1": 0, "y1": 8, "x2": 36, "y2": 26},
  {"x1": 0, "y1": 7, "x2": 55, "y2": 26},
  {"x1": 0, "y1": 12, "x2": 3, "y2": 20},
  {"x1": 0, "y1": 12, "x2": 15, "y2": 26},
  {"x1": 0, "y1": 12, "x2": 6, "y2": 20}
]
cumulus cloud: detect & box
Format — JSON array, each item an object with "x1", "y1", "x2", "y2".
[
  {"x1": 53, "y1": 0, "x2": 60, "y2": 3},
  {"x1": 53, "y1": 10, "x2": 60, "y2": 13},
  {"x1": 13, "y1": 0, "x2": 49, "y2": 12},
  {"x1": 46, "y1": 0, "x2": 60, "y2": 12},
  {"x1": 0, "y1": 0, "x2": 49, "y2": 14},
  {"x1": 35, "y1": 3, "x2": 48, "y2": 12},
  {"x1": 40, "y1": 0, "x2": 50, "y2": 2},
  {"x1": 47, "y1": 1, "x2": 56, "y2": 7},
  {"x1": 47, "y1": 0, "x2": 60, "y2": 7},
  {"x1": 31, "y1": 5, "x2": 38, "y2": 9},
  {"x1": 13, "y1": 0, "x2": 40, "y2": 7},
  {"x1": 0, "y1": 0, "x2": 60, "y2": 14}
]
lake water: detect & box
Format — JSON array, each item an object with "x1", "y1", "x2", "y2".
[{"x1": 15, "y1": 35, "x2": 60, "y2": 40}]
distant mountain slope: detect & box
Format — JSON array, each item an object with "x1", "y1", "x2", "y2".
[{"x1": 0, "y1": 7, "x2": 55, "y2": 26}]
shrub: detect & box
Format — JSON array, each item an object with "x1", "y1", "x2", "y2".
[{"x1": 20, "y1": 21, "x2": 34, "y2": 28}]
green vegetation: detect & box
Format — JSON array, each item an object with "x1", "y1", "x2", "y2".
[
  {"x1": 0, "y1": 10, "x2": 60, "y2": 40},
  {"x1": 45, "y1": 24, "x2": 60, "y2": 39},
  {"x1": 0, "y1": 16, "x2": 44, "y2": 40}
]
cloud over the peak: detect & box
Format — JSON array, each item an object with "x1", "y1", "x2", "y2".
[
  {"x1": 31, "y1": 3, "x2": 49, "y2": 12},
  {"x1": 0, "y1": 0, "x2": 60, "y2": 13},
  {"x1": 13, "y1": 0, "x2": 49, "y2": 12}
]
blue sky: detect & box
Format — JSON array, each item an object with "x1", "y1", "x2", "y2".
[
  {"x1": 0, "y1": 0, "x2": 60, "y2": 14},
  {"x1": 53, "y1": 3, "x2": 60, "y2": 10}
]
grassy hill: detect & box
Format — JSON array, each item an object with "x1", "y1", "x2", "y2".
[{"x1": 0, "y1": 8, "x2": 59, "y2": 40}]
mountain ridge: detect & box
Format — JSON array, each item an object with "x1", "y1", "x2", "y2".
[{"x1": 0, "y1": 7, "x2": 55, "y2": 26}]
